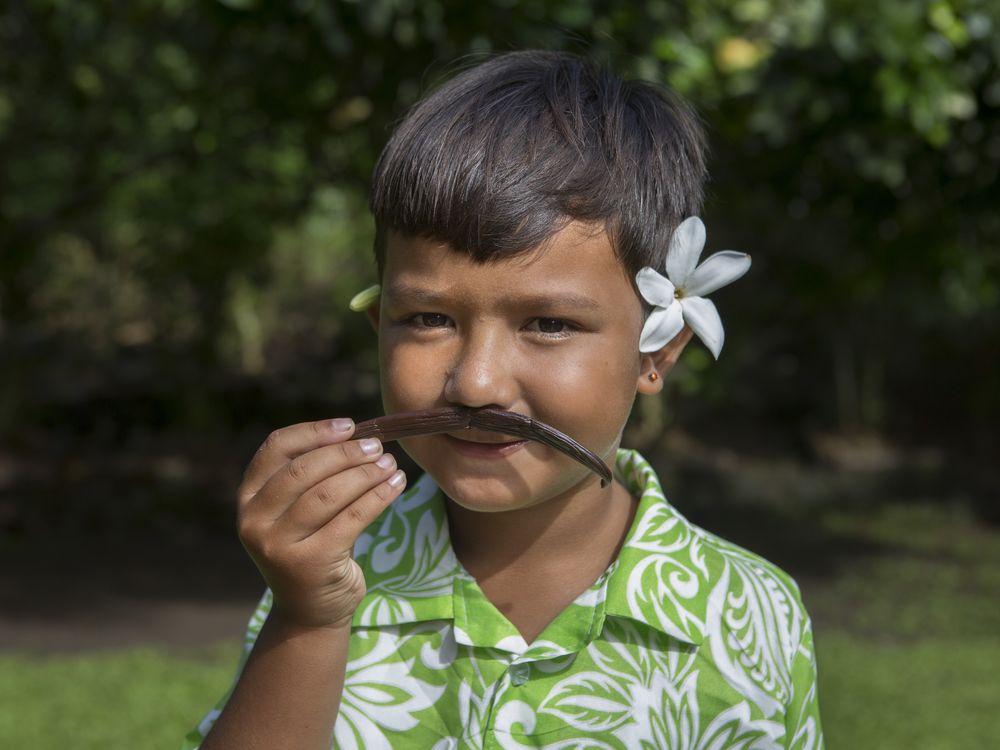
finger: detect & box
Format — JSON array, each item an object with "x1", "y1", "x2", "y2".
[
  {"x1": 274, "y1": 452, "x2": 400, "y2": 541},
  {"x1": 245, "y1": 437, "x2": 385, "y2": 521},
  {"x1": 304, "y1": 468, "x2": 408, "y2": 551},
  {"x1": 239, "y1": 418, "x2": 357, "y2": 506}
]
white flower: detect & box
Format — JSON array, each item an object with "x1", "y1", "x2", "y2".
[{"x1": 636, "y1": 216, "x2": 751, "y2": 359}]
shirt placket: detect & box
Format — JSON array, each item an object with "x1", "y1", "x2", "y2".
[{"x1": 452, "y1": 567, "x2": 612, "y2": 748}]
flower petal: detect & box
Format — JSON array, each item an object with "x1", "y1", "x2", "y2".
[
  {"x1": 349, "y1": 284, "x2": 382, "y2": 312},
  {"x1": 685, "y1": 251, "x2": 752, "y2": 298},
  {"x1": 680, "y1": 296, "x2": 725, "y2": 359},
  {"x1": 665, "y1": 217, "x2": 706, "y2": 287},
  {"x1": 636, "y1": 268, "x2": 677, "y2": 308},
  {"x1": 638, "y1": 301, "x2": 685, "y2": 353}
]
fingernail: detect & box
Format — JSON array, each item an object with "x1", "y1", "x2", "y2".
[
  {"x1": 331, "y1": 418, "x2": 353, "y2": 432},
  {"x1": 376, "y1": 453, "x2": 395, "y2": 470},
  {"x1": 388, "y1": 470, "x2": 406, "y2": 488},
  {"x1": 360, "y1": 438, "x2": 381, "y2": 455}
]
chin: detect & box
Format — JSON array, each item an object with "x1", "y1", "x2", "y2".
[
  {"x1": 433, "y1": 473, "x2": 541, "y2": 513},
  {"x1": 427, "y1": 459, "x2": 596, "y2": 516}
]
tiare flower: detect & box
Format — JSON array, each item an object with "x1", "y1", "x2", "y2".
[
  {"x1": 636, "y1": 216, "x2": 751, "y2": 359},
  {"x1": 349, "y1": 284, "x2": 381, "y2": 311}
]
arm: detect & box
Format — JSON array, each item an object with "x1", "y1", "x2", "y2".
[
  {"x1": 201, "y1": 615, "x2": 351, "y2": 750},
  {"x1": 198, "y1": 418, "x2": 407, "y2": 750}
]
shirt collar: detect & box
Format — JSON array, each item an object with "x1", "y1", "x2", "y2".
[
  {"x1": 352, "y1": 449, "x2": 705, "y2": 647},
  {"x1": 603, "y1": 449, "x2": 706, "y2": 646}
]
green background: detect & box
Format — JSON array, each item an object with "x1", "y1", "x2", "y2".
[{"x1": 1, "y1": 0, "x2": 998, "y2": 747}]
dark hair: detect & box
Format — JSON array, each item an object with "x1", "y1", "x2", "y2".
[{"x1": 369, "y1": 50, "x2": 707, "y2": 279}]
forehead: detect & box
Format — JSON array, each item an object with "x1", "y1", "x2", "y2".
[{"x1": 382, "y1": 222, "x2": 637, "y2": 308}]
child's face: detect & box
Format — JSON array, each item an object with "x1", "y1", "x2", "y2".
[{"x1": 376, "y1": 221, "x2": 648, "y2": 512}]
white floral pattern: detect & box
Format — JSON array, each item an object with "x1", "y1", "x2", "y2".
[{"x1": 185, "y1": 450, "x2": 824, "y2": 749}]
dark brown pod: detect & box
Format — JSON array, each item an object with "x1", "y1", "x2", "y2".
[{"x1": 353, "y1": 407, "x2": 611, "y2": 487}]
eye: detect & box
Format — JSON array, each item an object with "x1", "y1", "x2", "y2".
[
  {"x1": 535, "y1": 318, "x2": 566, "y2": 333},
  {"x1": 415, "y1": 313, "x2": 450, "y2": 328},
  {"x1": 526, "y1": 318, "x2": 577, "y2": 337}
]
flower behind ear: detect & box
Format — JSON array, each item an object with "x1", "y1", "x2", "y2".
[
  {"x1": 349, "y1": 284, "x2": 381, "y2": 312},
  {"x1": 636, "y1": 217, "x2": 751, "y2": 359}
]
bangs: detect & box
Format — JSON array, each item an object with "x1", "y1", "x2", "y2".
[{"x1": 369, "y1": 51, "x2": 706, "y2": 278}]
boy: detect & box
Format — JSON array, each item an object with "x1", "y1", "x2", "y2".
[{"x1": 187, "y1": 50, "x2": 823, "y2": 749}]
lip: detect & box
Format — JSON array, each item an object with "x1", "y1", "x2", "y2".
[
  {"x1": 443, "y1": 433, "x2": 528, "y2": 458},
  {"x1": 451, "y1": 428, "x2": 521, "y2": 444}
]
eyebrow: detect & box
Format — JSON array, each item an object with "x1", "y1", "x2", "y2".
[{"x1": 386, "y1": 284, "x2": 602, "y2": 311}]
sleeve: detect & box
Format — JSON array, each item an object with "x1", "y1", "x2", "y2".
[
  {"x1": 181, "y1": 589, "x2": 274, "y2": 750},
  {"x1": 784, "y1": 616, "x2": 824, "y2": 750}
]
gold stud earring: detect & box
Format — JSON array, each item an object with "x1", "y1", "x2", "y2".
[{"x1": 648, "y1": 371, "x2": 659, "y2": 382}]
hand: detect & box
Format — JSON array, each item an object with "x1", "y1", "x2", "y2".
[{"x1": 236, "y1": 418, "x2": 407, "y2": 629}]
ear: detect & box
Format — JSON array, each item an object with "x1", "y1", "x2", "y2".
[
  {"x1": 365, "y1": 303, "x2": 380, "y2": 333},
  {"x1": 636, "y1": 326, "x2": 694, "y2": 395}
]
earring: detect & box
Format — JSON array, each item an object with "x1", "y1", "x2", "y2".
[{"x1": 648, "y1": 371, "x2": 659, "y2": 382}]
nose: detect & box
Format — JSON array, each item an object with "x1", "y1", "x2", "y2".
[{"x1": 443, "y1": 326, "x2": 518, "y2": 409}]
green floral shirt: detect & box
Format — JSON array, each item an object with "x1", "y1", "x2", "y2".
[{"x1": 186, "y1": 449, "x2": 823, "y2": 749}]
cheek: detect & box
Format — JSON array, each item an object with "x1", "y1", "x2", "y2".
[
  {"x1": 379, "y1": 336, "x2": 442, "y2": 413},
  {"x1": 528, "y1": 344, "x2": 640, "y2": 444}
]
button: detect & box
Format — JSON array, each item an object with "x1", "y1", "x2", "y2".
[{"x1": 509, "y1": 662, "x2": 530, "y2": 686}]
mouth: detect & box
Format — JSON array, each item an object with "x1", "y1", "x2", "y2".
[
  {"x1": 443, "y1": 433, "x2": 527, "y2": 458},
  {"x1": 448, "y1": 428, "x2": 521, "y2": 444}
]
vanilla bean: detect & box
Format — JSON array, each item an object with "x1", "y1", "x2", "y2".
[
  {"x1": 468, "y1": 409, "x2": 611, "y2": 487},
  {"x1": 353, "y1": 407, "x2": 612, "y2": 486},
  {"x1": 353, "y1": 407, "x2": 473, "y2": 441}
]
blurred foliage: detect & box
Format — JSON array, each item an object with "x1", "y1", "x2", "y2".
[{"x1": 1, "y1": 0, "x2": 998, "y2": 449}]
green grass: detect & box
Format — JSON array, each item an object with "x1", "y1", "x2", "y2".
[
  {"x1": 2, "y1": 500, "x2": 998, "y2": 749},
  {"x1": 0, "y1": 644, "x2": 240, "y2": 750},
  {"x1": 2, "y1": 634, "x2": 998, "y2": 749},
  {"x1": 818, "y1": 633, "x2": 1000, "y2": 749}
]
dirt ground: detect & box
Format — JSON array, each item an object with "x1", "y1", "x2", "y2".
[{"x1": 0, "y1": 533, "x2": 264, "y2": 653}]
